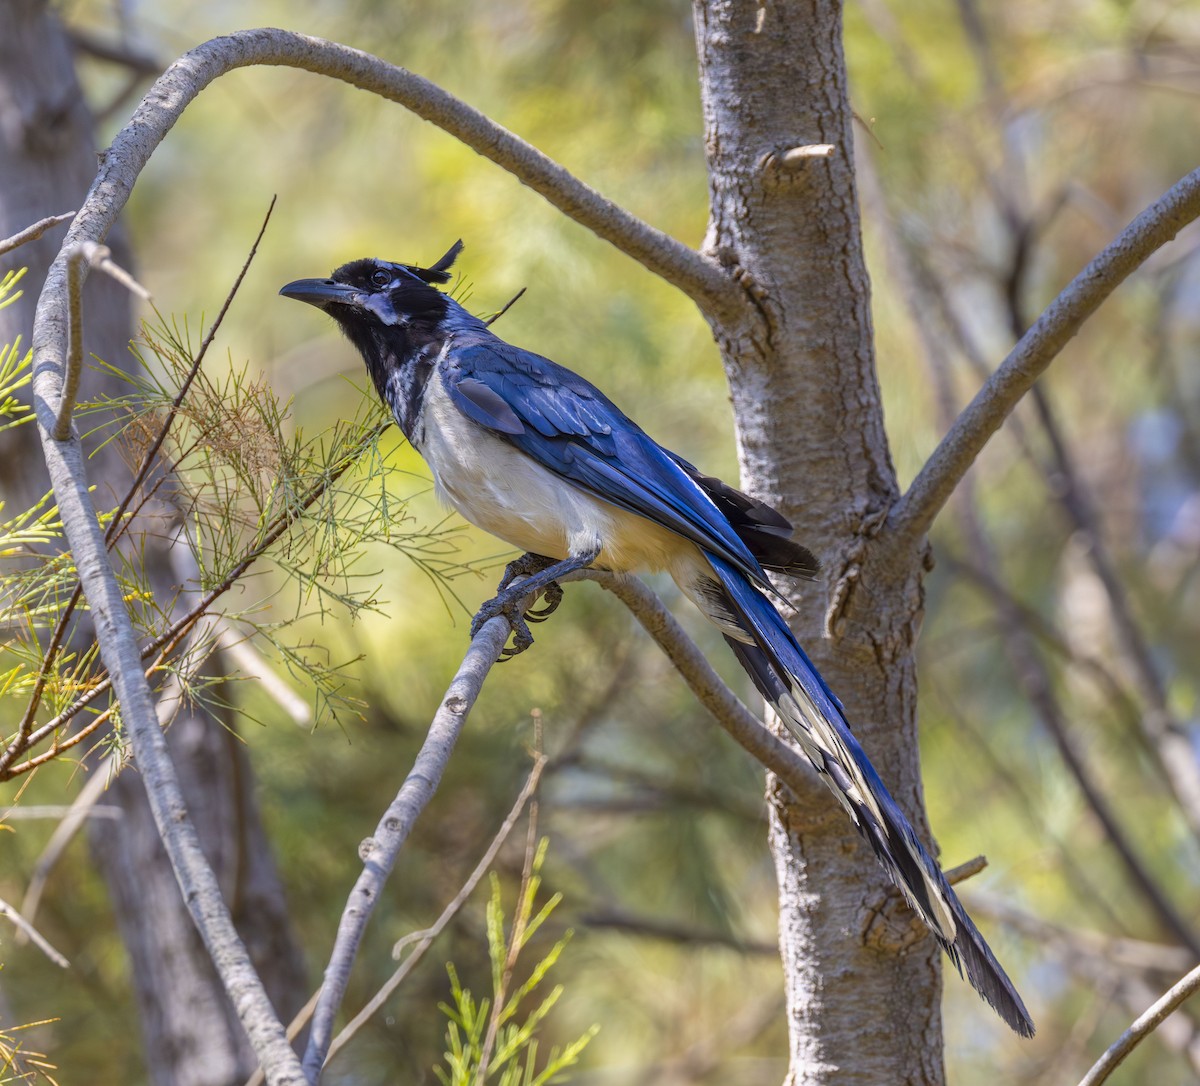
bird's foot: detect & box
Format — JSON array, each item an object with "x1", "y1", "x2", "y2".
[
  {"x1": 472, "y1": 554, "x2": 561, "y2": 657},
  {"x1": 496, "y1": 552, "x2": 558, "y2": 593},
  {"x1": 470, "y1": 588, "x2": 538, "y2": 658},
  {"x1": 472, "y1": 547, "x2": 599, "y2": 659}
]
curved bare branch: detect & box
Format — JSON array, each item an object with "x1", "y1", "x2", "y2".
[
  {"x1": 889, "y1": 167, "x2": 1200, "y2": 547},
  {"x1": 0, "y1": 211, "x2": 73, "y2": 258},
  {"x1": 44, "y1": 28, "x2": 739, "y2": 335},
  {"x1": 1077, "y1": 962, "x2": 1200, "y2": 1086}
]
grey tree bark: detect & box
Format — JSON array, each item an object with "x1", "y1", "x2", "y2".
[
  {"x1": 692, "y1": 2, "x2": 945, "y2": 1081},
  {"x1": 0, "y1": 4, "x2": 307, "y2": 1083}
]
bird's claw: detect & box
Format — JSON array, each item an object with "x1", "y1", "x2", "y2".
[
  {"x1": 470, "y1": 584, "x2": 541, "y2": 659},
  {"x1": 474, "y1": 550, "x2": 585, "y2": 658},
  {"x1": 525, "y1": 581, "x2": 563, "y2": 623}
]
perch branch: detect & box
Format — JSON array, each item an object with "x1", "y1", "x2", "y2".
[
  {"x1": 302, "y1": 564, "x2": 837, "y2": 1077},
  {"x1": 578, "y1": 570, "x2": 823, "y2": 800},
  {"x1": 890, "y1": 167, "x2": 1200, "y2": 546},
  {"x1": 301, "y1": 601, "x2": 518, "y2": 1079}
]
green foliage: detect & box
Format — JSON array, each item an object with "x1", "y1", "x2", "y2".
[
  {"x1": 0, "y1": 277, "x2": 489, "y2": 776},
  {"x1": 436, "y1": 841, "x2": 598, "y2": 1086},
  {"x1": 0, "y1": 1015, "x2": 59, "y2": 1086}
]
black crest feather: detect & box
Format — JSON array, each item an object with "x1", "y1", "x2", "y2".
[{"x1": 412, "y1": 239, "x2": 464, "y2": 284}]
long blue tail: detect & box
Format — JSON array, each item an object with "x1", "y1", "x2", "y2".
[{"x1": 708, "y1": 554, "x2": 1034, "y2": 1037}]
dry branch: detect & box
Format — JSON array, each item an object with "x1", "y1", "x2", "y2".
[
  {"x1": 580, "y1": 570, "x2": 822, "y2": 800},
  {"x1": 1077, "y1": 962, "x2": 1200, "y2": 1086},
  {"x1": 300, "y1": 561, "x2": 832, "y2": 1075},
  {"x1": 0, "y1": 895, "x2": 68, "y2": 968},
  {"x1": 0, "y1": 212, "x2": 74, "y2": 258},
  {"x1": 53, "y1": 241, "x2": 149, "y2": 440},
  {"x1": 890, "y1": 167, "x2": 1200, "y2": 547}
]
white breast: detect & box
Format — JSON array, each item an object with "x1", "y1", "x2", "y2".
[{"x1": 418, "y1": 372, "x2": 691, "y2": 575}]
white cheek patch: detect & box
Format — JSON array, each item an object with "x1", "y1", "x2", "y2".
[{"x1": 362, "y1": 290, "x2": 403, "y2": 326}]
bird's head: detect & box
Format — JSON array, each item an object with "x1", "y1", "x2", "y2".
[
  {"x1": 279, "y1": 240, "x2": 464, "y2": 340},
  {"x1": 280, "y1": 241, "x2": 468, "y2": 424}
]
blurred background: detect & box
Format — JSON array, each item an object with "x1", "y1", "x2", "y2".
[{"x1": 3, "y1": 0, "x2": 1200, "y2": 1083}]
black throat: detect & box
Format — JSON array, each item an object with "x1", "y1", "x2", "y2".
[{"x1": 341, "y1": 318, "x2": 445, "y2": 447}]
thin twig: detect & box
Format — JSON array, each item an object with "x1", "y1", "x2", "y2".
[
  {"x1": 970, "y1": 892, "x2": 1194, "y2": 978},
  {"x1": 107, "y1": 196, "x2": 276, "y2": 551},
  {"x1": 943, "y1": 553, "x2": 1144, "y2": 732},
  {"x1": 19, "y1": 760, "x2": 121, "y2": 925},
  {"x1": 215, "y1": 623, "x2": 312, "y2": 727},
  {"x1": 579, "y1": 907, "x2": 777, "y2": 955},
  {"x1": 0, "y1": 895, "x2": 68, "y2": 968},
  {"x1": 485, "y1": 287, "x2": 526, "y2": 326},
  {"x1": 0, "y1": 213, "x2": 74, "y2": 258},
  {"x1": 242, "y1": 753, "x2": 548, "y2": 1086},
  {"x1": 329, "y1": 754, "x2": 546, "y2": 1069},
  {"x1": 890, "y1": 167, "x2": 1200, "y2": 547},
  {"x1": 944, "y1": 855, "x2": 988, "y2": 886},
  {"x1": 1076, "y1": 962, "x2": 1200, "y2": 1086},
  {"x1": 964, "y1": 535, "x2": 1200, "y2": 956},
  {"x1": 0, "y1": 803, "x2": 119, "y2": 821},
  {"x1": 66, "y1": 26, "x2": 164, "y2": 76}
]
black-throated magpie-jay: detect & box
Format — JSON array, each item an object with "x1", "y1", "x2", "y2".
[{"x1": 280, "y1": 242, "x2": 1034, "y2": 1037}]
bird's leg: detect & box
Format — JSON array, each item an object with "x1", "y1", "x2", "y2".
[{"x1": 471, "y1": 546, "x2": 601, "y2": 658}]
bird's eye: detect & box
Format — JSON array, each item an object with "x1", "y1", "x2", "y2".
[{"x1": 371, "y1": 269, "x2": 391, "y2": 288}]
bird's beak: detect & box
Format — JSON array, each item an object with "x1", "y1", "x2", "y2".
[{"x1": 278, "y1": 278, "x2": 360, "y2": 309}]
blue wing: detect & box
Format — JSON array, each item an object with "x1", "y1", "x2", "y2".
[{"x1": 442, "y1": 338, "x2": 766, "y2": 579}]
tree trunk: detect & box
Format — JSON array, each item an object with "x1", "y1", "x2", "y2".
[
  {"x1": 692, "y1": 2, "x2": 944, "y2": 1081},
  {"x1": 0, "y1": 4, "x2": 307, "y2": 1082}
]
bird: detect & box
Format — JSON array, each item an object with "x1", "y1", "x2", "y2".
[{"x1": 280, "y1": 241, "x2": 1034, "y2": 1037}]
